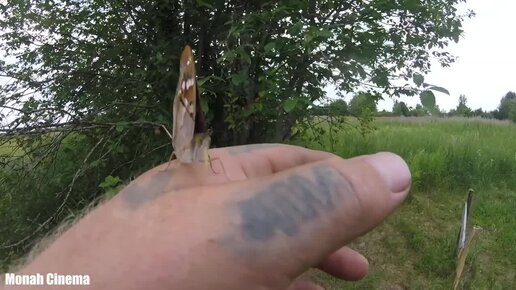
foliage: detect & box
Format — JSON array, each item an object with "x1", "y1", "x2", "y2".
[
  {"x1": 389, "y1": 102, "x2": 434, "y2": 117},
  {"x1": 471, "y1": 108, "x2": 484, "y2": 117},
  {"x1": 441, "y1": 91, "x2": 516, "y2": 122},
  {"x1": 508, "y1": 100, "x2": 516, "y2": 123},
  {"x1": 327, "y1": 99, "x2": 348, "y2": 116},
  {"x1": 455, "y1": 94, "x2": 472, "y2": 117},
  {"x1": 411, "y1": 104, "x2": 431, "y2": 117},
  {"x1": 0, "y1": 133, "x2": 132, "y2": 270},
  {"x1": 393, "y1": 101, "x2": 410, "y2": 116},
  {"x1": 309, "y1": 99, "x2": 348, "y2": 117},
  {"x1": 99, "y1": 175, "x2": 122, "y2": 191},
  {"x1": 309, "y1": 105, "x2": 326, "y2": 116},
  {"x1": 411, "y1": 73, "x2": 451, "y2": 113},
  {"x1": 495, "y1": 91, "x2": 516, "y2": 121},
  {"x1": 376, "y1": 109, "x2": 393, "y2": 117},
  {"x1": 348, "y1": 93, "x2": 378, "y2": 116}
]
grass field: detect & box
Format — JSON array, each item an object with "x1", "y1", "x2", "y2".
[{"x1": 298, "y1": 117, "x2": 516, "y2": 289}]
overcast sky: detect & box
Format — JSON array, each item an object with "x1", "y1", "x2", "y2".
[{"x1": 375, "y1": 0, "x2": 516, "y2": 112}]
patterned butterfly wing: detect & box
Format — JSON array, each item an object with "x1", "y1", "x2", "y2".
[
  {"x1": 172, "y1": 46, "x2": 197, "y2": 162},
  {"x1": 191, "y1": 79, "x2": 211, "y2": 162}
]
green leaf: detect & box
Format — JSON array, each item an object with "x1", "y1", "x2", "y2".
[
  {"x1": 230, "y1": 73, "x2": 247, "y2": 86},
  {"x1": 357, "y1": 65, "x2": 367, "y2": 79},
  {"x1": 242, "y1": 108, "x2": 254, "y2": 118},
  {"x1": 429, "y1": 86, "x2": 450, "y2": 95},
  {"x1": 288, "y1": 21, "x2": 303, "y2": 35},
  {"x1": 283, "y1": 99, "x2": 298, "y2": 113},
  {"x1": 195, "y1": 0, "x2": 214, "y2": 9},
  {"x1": 420, "y1": 90, "x2": 436, "y2": 109},
  {"x1": 156, "y1": 52, "x2": 163, "y2": 63},
  {"x1": 413, "y1": 73, "x2": 424, "y2": 87},
  {"x1": 115, "y1": 122, "x2": 128, "y2": 132},
  {"x1": 200, "y1": 96, "x2": 209, "y2": 113},
  {"x1": 264, "y1": 42, "x2": 275, "y2": 52},
  {"x1": 99, "y1": 175, "x2": 122, "y2": 190},
  {"x1": 429, "y1": 106, "x2": 441, "y2": 116},
  {"x1": 197, "y1": 75, "x2": 224, "y2": 87},
  {"x1": 197, "y1": 77, "x2": 208, "y2": 87},
  {"x1": 238, "y1": 49, "x2": 251, "y2": 64},
  {"x1": 219, "y1": 50, "x2": 237, "y2": 63},
  {"x1": 372, "y1": 69, "x2": 389, "y2": 87},
  {"x1": 254, "y1": 102, "x2": 263, "y2": 112},
  {"x1": 317, "y1": 27, "x2": 332, "y2": 39}
]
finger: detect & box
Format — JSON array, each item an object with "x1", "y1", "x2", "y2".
[
  {"x1": 203, "y1": 152, "x2": 410, "y2": 288},
  {"x1": 138, "y1": 144, "x2": 332, "y2": 192},
  {"x1": 286, "y1": 280, "x2": 325, "y2": 290},
  {"x1": 317, "y1": 247, "x2": 368, "y2": 281},
  {"x1": 213, "y1": 144, "x2": 335, "y2": 180}
]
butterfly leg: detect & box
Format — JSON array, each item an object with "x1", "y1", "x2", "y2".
[
  {"x1": 203, "y1": 147, "x2": 213, "y2": 172},
  {"x1": 204, "y1": 148, "x2": 225, "y2": 175},
  {"x1": 207, "y1": 156, "x2": 217, "y2": 174},
  {"x1": 166, "y1": 151, "x2": 175, "y2": 170},
  {"x1": 160, "y1": 124, "x2": 176, "y2": 170}
]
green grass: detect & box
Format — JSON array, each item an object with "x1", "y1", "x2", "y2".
[{"x1": 298, "y1": 117, "x2": 516, "y2": 289}]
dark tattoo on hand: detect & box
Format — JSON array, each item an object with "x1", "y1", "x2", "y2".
[
  {"x1": 238, "y1": 165, "x2": 353, "y2": 241},
  {"x1": 121, "y1": 170, "x2": 174, "y2": 209}
]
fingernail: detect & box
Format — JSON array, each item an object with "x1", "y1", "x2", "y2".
[{"x1": 364, "y1": 152, "x2": 411, "y2": 193}]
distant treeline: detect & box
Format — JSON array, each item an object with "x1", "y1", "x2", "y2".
[{"x1": 313, "y1": 91, "x2": 516, "y2": 122}]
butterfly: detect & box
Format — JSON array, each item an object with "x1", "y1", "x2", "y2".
[{"x1": 164, "y1": 45, "x2": 217, "y2": 172}]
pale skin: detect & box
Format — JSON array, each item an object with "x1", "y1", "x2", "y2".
[{"x1": 3, "y1": 144, "x2": 411, "y2": 290}]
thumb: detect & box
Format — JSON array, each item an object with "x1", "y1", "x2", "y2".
[{"x1": 220, "y1": 152, "x2": 411, "y2": 288}]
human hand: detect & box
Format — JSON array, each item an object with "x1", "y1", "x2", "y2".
[{"x1": 13, "y1": 144, "x2": 411, "y2": 290}]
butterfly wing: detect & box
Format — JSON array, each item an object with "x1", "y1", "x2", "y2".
[
  {"x1": 191, "y1": 132, "x2": 211, "y2": 162},
  {"x1": 172, "y1": 46, "x2": 197, "y2": 162},
  {"x1": 190, "y1": 80, "x2": 212, "y2": 162}
]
